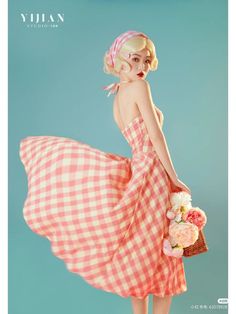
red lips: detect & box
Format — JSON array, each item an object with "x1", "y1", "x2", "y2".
[{"x1": 137, "y1": 72, "x2": 144, "y2": 77}]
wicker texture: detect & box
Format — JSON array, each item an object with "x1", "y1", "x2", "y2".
[{"x1": 183, "y1": 229, "x2": 208, "y2": 257}]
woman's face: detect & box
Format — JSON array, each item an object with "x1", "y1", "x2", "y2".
[{"x1": 120, "y1": 48, "x2": 152, "y2": 81}]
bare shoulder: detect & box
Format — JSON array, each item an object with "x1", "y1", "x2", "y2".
[
  {"x1": 129, "y1": 80, "x2": 151, "y2": 97},
  {"x1": 129, "y1": 79, "x2": 150, "y2": 90}
]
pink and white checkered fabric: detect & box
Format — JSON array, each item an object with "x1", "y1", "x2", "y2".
[
  {"x1": 107, "y1": 30, "x2": 148, "y2": 67},
  {"x1": 19, "y1": 114, "x2": 187, "y2": 299}
]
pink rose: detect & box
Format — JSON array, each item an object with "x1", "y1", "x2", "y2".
[
  {"x1": 163, "y1": 238, "x2": 184, "y2": 258},
  {"x1": 172, "y1": 246, "x2": 184, "y2": 258},
  {"x1": 166, "y1": 210, "x2": 176, "y2": 220},
  {"x1": 182, "y1": 207, "x2": 207, "y2": 230},
  {"x1": 163, "y1": 238, "x2": 173, "y2": 256},
  {"x1": 169, "y1": 222, "x2": 199, "y2": 248}
]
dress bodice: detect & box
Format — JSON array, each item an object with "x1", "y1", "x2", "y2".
[{"x1": 121, "y1": 115, "x2": 156, "y2": 155}]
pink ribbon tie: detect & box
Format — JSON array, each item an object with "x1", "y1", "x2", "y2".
[{"x1": 102, "y1": 83, "x2": 120, "y2": 97}]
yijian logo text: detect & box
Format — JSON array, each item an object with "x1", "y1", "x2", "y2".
[{"x1": 20, "y1": 13, "x2": 64, "y2": 28}]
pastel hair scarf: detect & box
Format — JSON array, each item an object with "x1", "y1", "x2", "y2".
[{"x1": 103, "y1": 30, "x2": 148, "y2": 97}]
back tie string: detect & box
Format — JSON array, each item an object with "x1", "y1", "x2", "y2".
[{"x1": 102, "y1": 80, "x2": 130, "y2": 97}]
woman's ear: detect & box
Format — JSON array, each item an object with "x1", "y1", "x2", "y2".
[
  {"x1": 121, "y1": 61, "x2": 130, "y2": 73},
  {"x1": 121, "y1": 65, "x2": 127, "y2": 72}
]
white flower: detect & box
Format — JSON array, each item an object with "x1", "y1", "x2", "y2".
[
  {"x1": 175, "y1": 213, "x2": 182, "y2": 223},
  {"x1": 186, "y1": 202, "x2": 192, "y2": 210},
  {"x1": 170, "y1": 192, "x2": 192, "y2": 209}
]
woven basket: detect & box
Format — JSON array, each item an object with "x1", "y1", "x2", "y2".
[{"x1": 183, "y1": 229, "x2": 208, "y2": 257}]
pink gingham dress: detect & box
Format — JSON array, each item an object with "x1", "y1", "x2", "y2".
[{"x1": 19, "y1": 113, "x2": 187, "y2": 299}]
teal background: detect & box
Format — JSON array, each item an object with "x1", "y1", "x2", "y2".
[{"x1": 9, "y1": 0, "x2": 228, "y2": 313}]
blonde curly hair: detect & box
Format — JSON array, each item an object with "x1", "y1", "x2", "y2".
[{"x1": 103, "y1": 35, "x2": 158, "y2": 78}]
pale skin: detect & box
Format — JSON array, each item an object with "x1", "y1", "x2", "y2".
[{"x1": 113, "y1": 47, "x2": 190, "y2": 314}]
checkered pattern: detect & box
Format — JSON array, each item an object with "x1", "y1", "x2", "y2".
[
  {"x1": 107, "y1": 30, "x2": 148, "y2": 67},
  {"x1": 19, "y1": 116, "x2": 187, "y2": 299}
]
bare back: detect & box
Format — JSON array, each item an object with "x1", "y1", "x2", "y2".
[{"x1": 113, "y1": 82, "x2": 141, "y2": 132}]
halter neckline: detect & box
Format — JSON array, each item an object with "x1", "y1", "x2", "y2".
[{"x1": 102, "y1": 80, "x2": 131, "y2": 97}]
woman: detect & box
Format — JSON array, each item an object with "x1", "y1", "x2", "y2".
[{"x1": 104, "y1": 30, "x2": 191, "y2": 314}]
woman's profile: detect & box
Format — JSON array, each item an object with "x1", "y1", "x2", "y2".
[{"x1": 19, "y1": 30, "x2": 191, "y2": 314}]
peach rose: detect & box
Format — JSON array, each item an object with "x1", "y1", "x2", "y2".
[{"x1": 169, "y1": 221, "x2": 199, "y2": 248}]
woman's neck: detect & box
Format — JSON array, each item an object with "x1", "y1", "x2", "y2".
[{"x1": 119, "y1": 73, "x2": 132, "y2": 84}]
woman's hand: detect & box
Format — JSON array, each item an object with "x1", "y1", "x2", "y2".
[{"x1": 170, "y1": 178, "x2": 191, "y2": 195}]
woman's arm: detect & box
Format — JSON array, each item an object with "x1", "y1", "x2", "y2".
[
  {"x1": 154, "y1": 106, "x2": 164, "y2": 128},
  {"x1": 131, "y1": 80, "x2": 178, "y2": 183}
]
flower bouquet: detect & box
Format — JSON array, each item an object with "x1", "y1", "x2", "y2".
[{"x1": 163, "y1": 191, "x2": 208, "y2": 258}]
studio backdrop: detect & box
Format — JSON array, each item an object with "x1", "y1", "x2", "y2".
[{"x1": 9, "y1": 0, "x2": 227, "y2": 313}]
